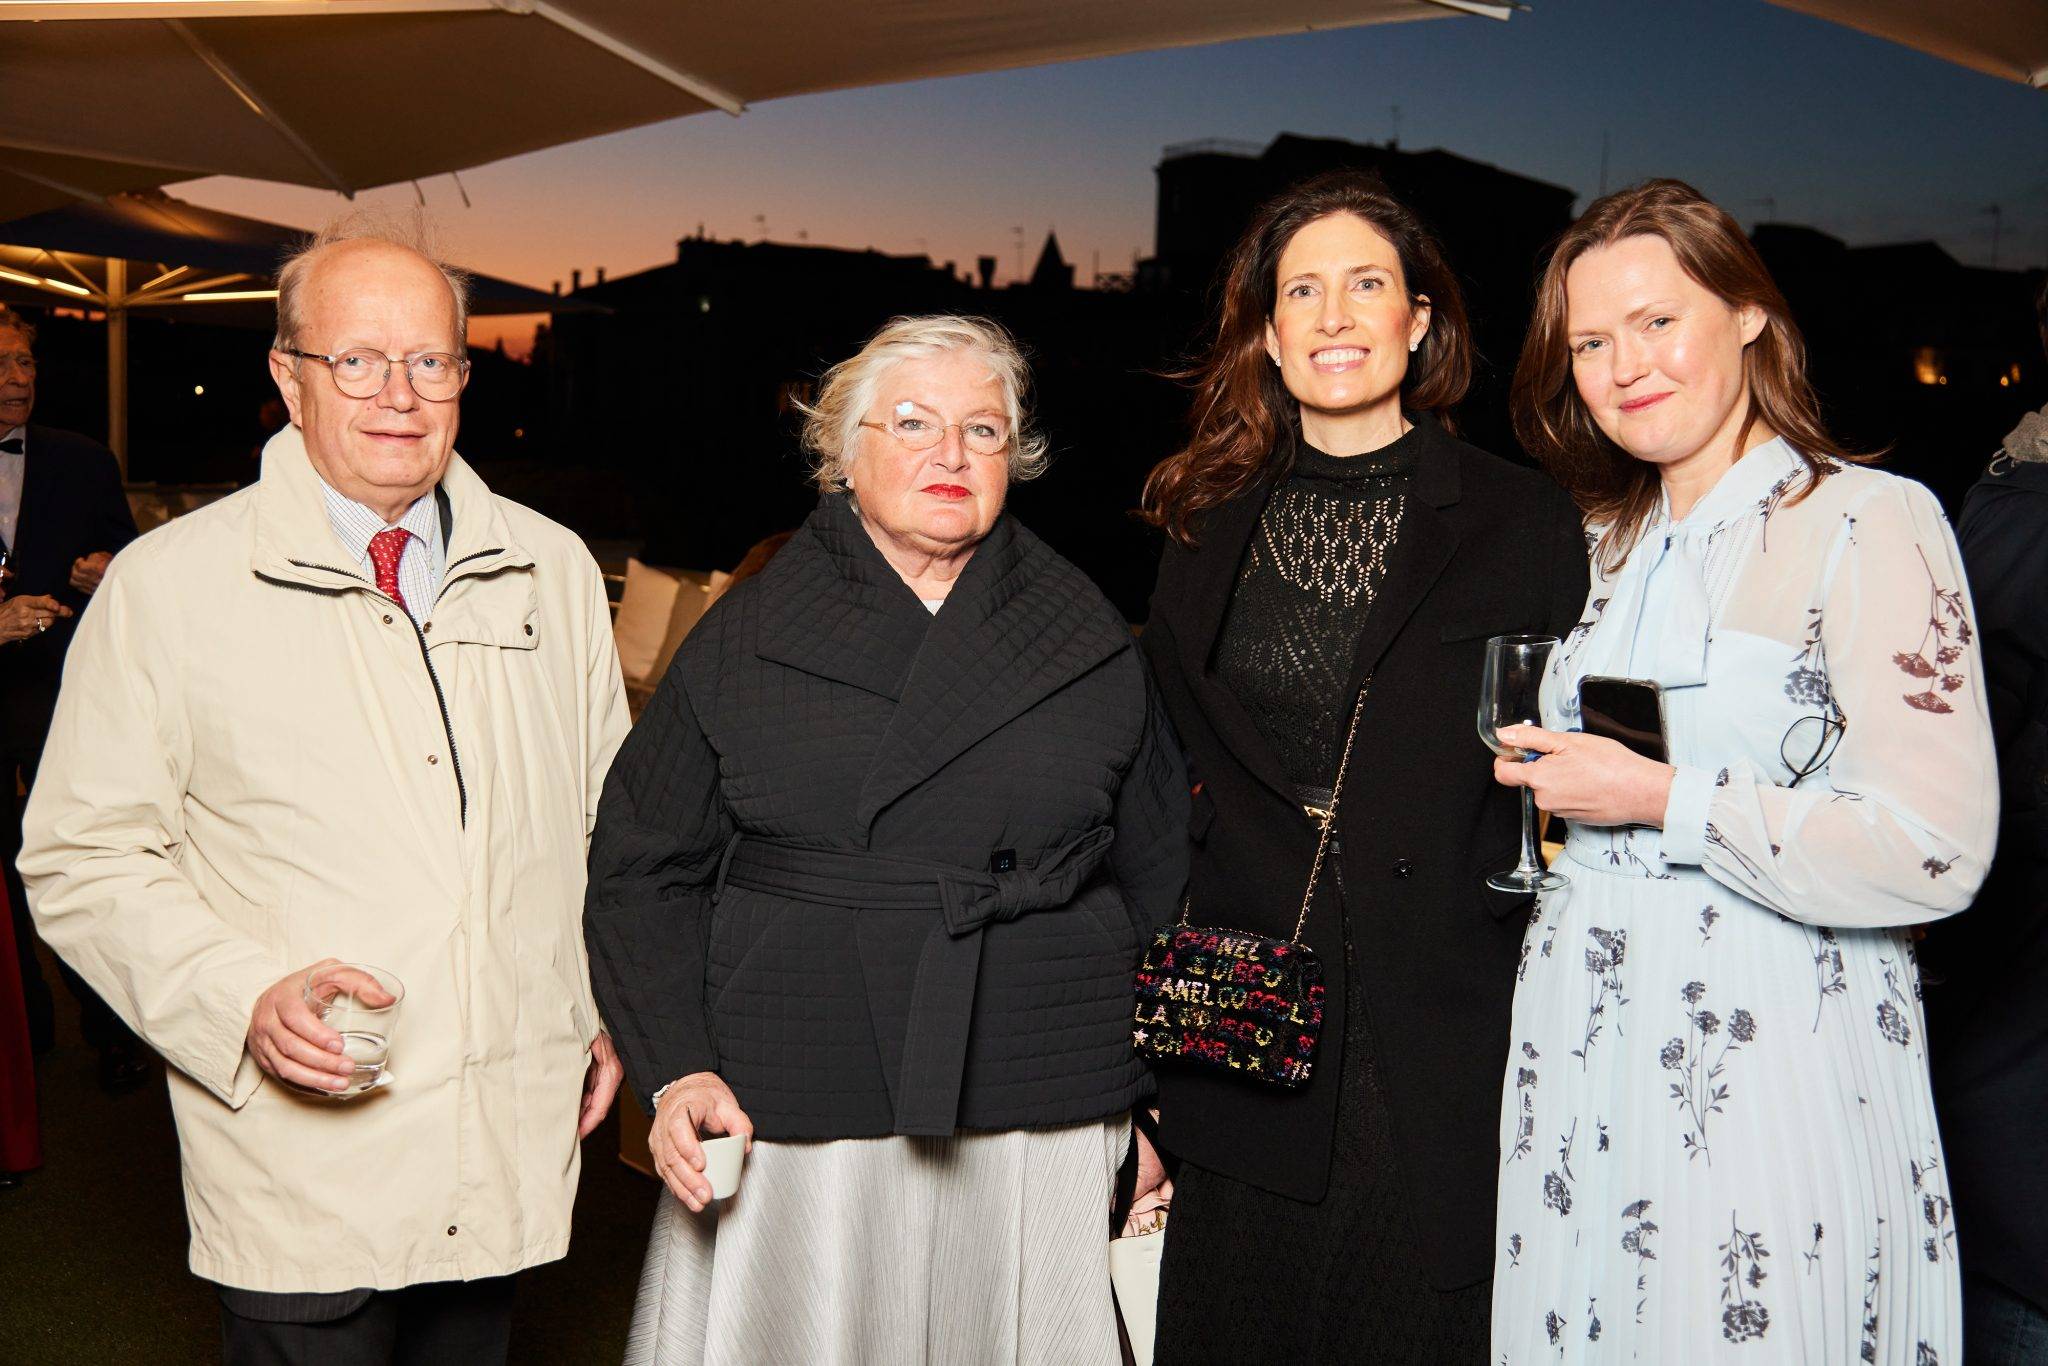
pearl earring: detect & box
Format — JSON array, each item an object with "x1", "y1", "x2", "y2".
[{"x1": 1409, "y1": 341, "x2": 1419, "y2": 353}]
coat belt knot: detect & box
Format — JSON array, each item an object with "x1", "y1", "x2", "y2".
[
  {"x1": 718, "y1": 826, "x2": 1118, "y2": 1137},
  {"x1": 935, "y1": 826, "x2": 1117, "y2": 935}
]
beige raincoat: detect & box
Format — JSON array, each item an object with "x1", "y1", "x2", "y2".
[{"x1": 21, "y1": 426, "x2": 628, "y2": 1292}]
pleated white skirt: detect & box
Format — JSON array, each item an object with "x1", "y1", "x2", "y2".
[
  {"x1": 1492, "y1": 851, "x2": 1960, "y2": 1364},
  {"x1": 625, "y1": 1119, "x2": 1129, "y2": 1366}
]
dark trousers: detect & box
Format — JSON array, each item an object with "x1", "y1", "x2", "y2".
[
  {"x1": 219, "y1": 1277, "x2": 517, "y2": 1366},
  {"x1": 3, "y1": 735, "x2": 138, "y2": 1055},
  {"x1": 1967, "y1": 1272, "x2": 2048, "y2": 1366}
]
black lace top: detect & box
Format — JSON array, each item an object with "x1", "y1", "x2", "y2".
[{"x1": 1214, "y1": 424, "x2": 1421, "y2": 790}]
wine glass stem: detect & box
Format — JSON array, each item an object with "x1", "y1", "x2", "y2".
[{"x1": 1517, "y1": 787, "x2": 1544, "y2": 875}]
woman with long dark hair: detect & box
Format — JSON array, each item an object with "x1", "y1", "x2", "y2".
[
  {"x1": 1489, "y1": 180, "x2": 1993, "y2": 1363},
  {"x1": 1135, "y1": 171, "x2": 1588, "y2": 1362}
]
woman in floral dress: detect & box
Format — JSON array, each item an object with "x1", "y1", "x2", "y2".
[{"x1": 1486, "y1": 180, "x2": 1996, "y2": 1364}]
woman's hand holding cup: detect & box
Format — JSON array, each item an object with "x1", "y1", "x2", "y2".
[{"x1": 651, "y1": 1071, "x2": 754, "y2": 1212}]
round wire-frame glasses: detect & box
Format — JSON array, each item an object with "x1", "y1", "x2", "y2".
[{"x1": 284, "y1": 347, "x2": 469, "y2": 402}]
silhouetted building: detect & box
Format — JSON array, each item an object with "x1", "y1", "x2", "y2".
[
  {"x1": 538, "y1": 136, "x2": 2044, "y2": 611},
  {"x1": 549, "y1": 235, "x2": 966, "y2": 565},
  {"x1": 1753, "y1": 225, "x2": 2045, "y2": 508},
  {"x1": 1029, "y1": 231, "x2": 1075, "y2": 291},
  {"x1": 542, "y1": 227, "x2": 1192, "y2": 605}
]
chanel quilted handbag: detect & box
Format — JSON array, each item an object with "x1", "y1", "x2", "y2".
[{"x1": 1131, "y1": 680, "x2": 1369, "y2": 1090}]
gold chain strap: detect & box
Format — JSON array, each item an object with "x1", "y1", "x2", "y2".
[{"x1": 1290, "y1": 675, "x2": 1373, "y2": 945}]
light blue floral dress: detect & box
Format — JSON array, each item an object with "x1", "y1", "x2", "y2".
[{"x1": 1492, "y1": 439, "x2": 1996, "y2": 1364}]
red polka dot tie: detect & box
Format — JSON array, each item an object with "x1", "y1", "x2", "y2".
[{"x1": 369, "y1": 526, "x2": 412, "y2": 614}]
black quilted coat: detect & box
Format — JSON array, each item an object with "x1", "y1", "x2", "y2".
[{"x1": 585, "y1": 493, "x2": 1188, "y2": 1138}]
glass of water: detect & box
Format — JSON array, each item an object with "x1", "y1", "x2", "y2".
[{"x1": 301, "y1": 963, "x2": 404, "y2": 1098}]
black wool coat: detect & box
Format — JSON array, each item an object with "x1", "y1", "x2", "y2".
[
  {"x1": 1924, "y1": 454, "x2": 2048, "y2": 1313},
  {"x1": 1140, "y1": 414, "x2": 1588, "y2": 1291},
  {"x1": 586, "y1": 492, "x2": 1188, "y2": 1138}
]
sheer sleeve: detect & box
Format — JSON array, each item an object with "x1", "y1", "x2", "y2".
[{"x1": 1658, "y1": 476, "x2": 1998, "y2": 928}]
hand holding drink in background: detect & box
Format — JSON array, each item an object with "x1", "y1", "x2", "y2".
[
  {"x1": 245, "y1": 958, "x2": 402, "y2": 1097},
  {"x1": 0, "y1": 546, "x2": 76, "y2": 645}
]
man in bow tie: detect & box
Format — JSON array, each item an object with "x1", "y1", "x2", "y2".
[
  {"x1": 19, "y1": 218, "x2": 629, "y2": 1364},
  {"x1": 0, "y1": 308, "x2": 144, "y2": 1094}
]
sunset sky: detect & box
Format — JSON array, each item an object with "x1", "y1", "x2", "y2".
[{"x1": 170, "y1": 0, "x2": 2048, "y2": 359}]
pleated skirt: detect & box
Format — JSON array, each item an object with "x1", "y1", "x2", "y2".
[
  {"x1": 625, "y1": 1119, "x2": 1129, "y2": 1366},
  {"x1": 1492, "y1": 850, "x2": 1960, "y2": 1364}
]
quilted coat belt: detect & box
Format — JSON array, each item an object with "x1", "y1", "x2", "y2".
[{"x1": 716, "y1": 826, "x2": 1117, "y2": 1136}]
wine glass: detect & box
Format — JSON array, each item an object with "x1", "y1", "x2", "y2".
[{"x1": 1479, "y1": 634, "x2": 1568, "y2": 893}]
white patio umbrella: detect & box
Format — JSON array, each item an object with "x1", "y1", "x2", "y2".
[
  {"x1": 0, "y1": 146, "x2": 192, "y2": 223},
  {"x1": 1765, "y1": 0, "x2": 2048, "y2": 89},
  {"x1": 0, "y1": 0, "x2": 1514, "y2": 198}
]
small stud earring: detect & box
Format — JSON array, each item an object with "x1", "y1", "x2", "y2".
[{"x1": 1409, "y1": 341, "x2": 1419, "y2": 353}]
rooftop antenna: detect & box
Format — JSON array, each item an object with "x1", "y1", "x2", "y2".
[
  {"x1": 1011, "y1": 225, "x2": 1025, "y2": 283},
  {"x1": 1390, "y1": 103, "x2": 1401, "y2": 148},
  {"x1": 752, "y1": 212, "x2": 767, "y2": 241},
  {"x1": 1749, "y1": 195, "x2": 1778, "y2": 225}
]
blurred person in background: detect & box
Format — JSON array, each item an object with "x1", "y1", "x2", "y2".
[
  {"x1": 0, "y1": 874, "x2": 38, "y2": 1189},
  {"x1": 1923, "y1": 275, "x2": 2048, "y2": 1366},
  {"x1": 0, "y1": 306, "x2": 144, "y2": 1092}
]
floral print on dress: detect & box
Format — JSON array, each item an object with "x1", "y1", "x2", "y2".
[
  {"x1": 1785, "y1": 607, "x2": 1832, "y2": 707},
  {"x1": 1756, "y1": 463, "x2": 1830, "y2": 550},
  {"x1": 1807, "y1": 924, "x2": 1848, "y2": 1032},
  {"x1": 1876, "y1": 957, "x2": 1915, "y2": 1048},
  {"x1": 1719, "y1": 1211, "x2": 1772, "y2": 1343},
  {"x1": 1664, "y1": 982, "x2": 1756, "y2": 1164},
  {"x1": 1544, "y1": 1118, "x2": 1578, "y2": 1217},
  {"x1": 1894, "y1": 547, "x2": 1973, "y2": 714},
  {"x1": 1509, "y1": 1058, "x2": 1537, "y2": 1165},
  {"x1": 1621, "y1": 1199, "x2": 1658, "y2": 1326},
  {"x1": 1601, "y1": 828, "x2": 1678, "y2": 880},
  {"x1": 1574, "y1": 928, "x2": 1628, "y2": 1068},
  {"x1": 1912, "y1": 1157, "x2": 1955, "y2": 1266},
  {"x1": 1861, "y1": 1225, "x2": 1883, "y2": 1362},
  {"x1": 1497, "y1": 448, "x2": 1975, "y2": 1365}
]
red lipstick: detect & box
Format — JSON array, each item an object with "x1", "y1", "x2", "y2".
[{"x1": 922, "y1": 484, "x2": 970, "y2": 500}]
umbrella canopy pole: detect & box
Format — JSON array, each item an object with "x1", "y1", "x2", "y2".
[{"x1": 105, "y1": 256, "x2": 127, "y2": 477}]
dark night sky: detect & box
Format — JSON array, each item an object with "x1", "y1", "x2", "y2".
[{"x1": 175, "y1": 0, "x2": 2048, "y2": 355}]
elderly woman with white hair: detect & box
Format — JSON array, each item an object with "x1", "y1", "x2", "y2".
[{"x1": 586, "y1": 314, "x2": 1188, "y2": 1364}]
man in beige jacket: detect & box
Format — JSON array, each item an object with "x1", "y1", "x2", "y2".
[{"x1": 20, "y1": 216, "x2": 630, "y2": 1363}]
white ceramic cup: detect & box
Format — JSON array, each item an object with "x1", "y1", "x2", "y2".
[{"x1": 699, "y1": 1134, "x2": 746, "y2": 1200}]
